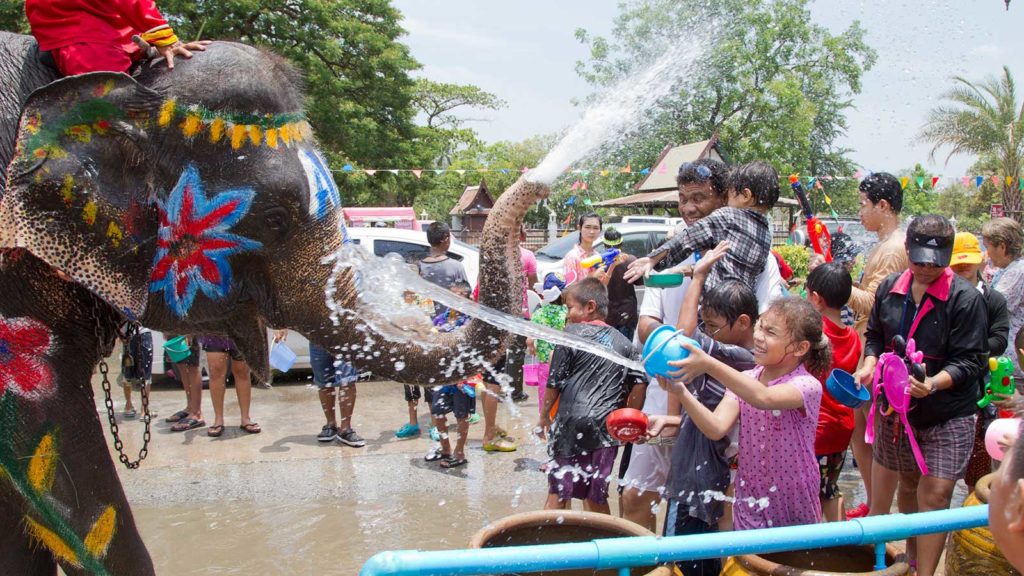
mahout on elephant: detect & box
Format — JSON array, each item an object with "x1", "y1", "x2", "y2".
[{"x1": 0, "y1": 31, "x2": 548, "y2": 575}]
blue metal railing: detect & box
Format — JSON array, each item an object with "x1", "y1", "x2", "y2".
[{"x1": 359, "y1": 505, "x2": 989, "y2": 575}]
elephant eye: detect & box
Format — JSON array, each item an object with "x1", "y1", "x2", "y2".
[{"x1": 263, "y1": 206, "x2": 289, "y2": 235}]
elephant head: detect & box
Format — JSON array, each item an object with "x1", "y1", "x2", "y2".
[{"x1": 2, "y1": 42, "x2": 548, "y2": 383}]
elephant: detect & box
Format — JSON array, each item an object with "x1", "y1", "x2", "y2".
[{"x1": 0, "y1": 31, "x2": 549, "y2": 575}]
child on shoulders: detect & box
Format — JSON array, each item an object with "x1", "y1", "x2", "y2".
[
  {"x1": 804, "y1": 262, "x2": 862, "y2": 522},
  {"x1": 537, "y1": 278, "x2": 646, "y2": 514},
  {"x1": 625, "y1": 161, "x2": 780, "y2": 292},
  {"x1": 658, "y1": 295, "x2": 828, "y2": 530}
]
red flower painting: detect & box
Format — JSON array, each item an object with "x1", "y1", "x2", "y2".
[{"x1": 0, "y1": 317, "x2": 55, "y2": 401}]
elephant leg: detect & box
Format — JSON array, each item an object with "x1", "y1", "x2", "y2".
[{"x1": 0, "y1": 489, "x2": 58, "y2": 576}]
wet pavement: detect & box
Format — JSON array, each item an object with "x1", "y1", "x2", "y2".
[{"x1": 95, "y1": 365, "x2": 969, "y2": 574}]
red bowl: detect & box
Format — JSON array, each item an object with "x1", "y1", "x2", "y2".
[{"x1": 606, "y1": 408, "x2": 649, "y2": 443}]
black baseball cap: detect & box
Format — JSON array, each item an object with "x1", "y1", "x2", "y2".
[{"x1": 907, "y1": 230, "x2": 954, "y2": 266}]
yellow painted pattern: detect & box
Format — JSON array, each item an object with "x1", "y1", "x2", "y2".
[
  {"x1": 106, "y1": 222, "x2": 123, "y2": 248},
  {"x1": 265, "y1": 127, "x2": 278, "y2": 149},
  {"x1": 27, "y1": 432, "x2": 58, "y2": 494},
  {"x1": 25, "y1": 517, "x2": 81, "y2": 568},
  {"x1": 66, "y1": 124, "x2": 92, "y2": 143},
  {"x1": 61, "y1": 175, "x2": 75, "y2": 206},
  {"x1": 279, "y1": 124, "x2": 292, "y2": 145},
  {"x1": 82, "y1": 201, "x2": 97, "y2": 226},
  {"x1": 84, "y1": 506, "x2": 117, "y2": 558},
  {"x1": 230, "y1": 124, "x2": 247, "y2": 150},
  {"x1": 247, "y1": 125, "x2": 262, "y2": 146},
  {"x1": 209, "y1": 118, "x2": 225, "y2": 143},
  {"x1": 182, "y1": 114, "x2": 203, "y2": 138},
  {"x1": 158, "y1": 100, "x2": 177, "y2": 127}
]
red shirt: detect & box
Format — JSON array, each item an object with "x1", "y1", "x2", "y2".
[
  {"x1": 26, "y1": 0, "x2": 167, "y2": 52},
  {"x1": 814, "y1": 315, "x2": 862, "y2": 455}
]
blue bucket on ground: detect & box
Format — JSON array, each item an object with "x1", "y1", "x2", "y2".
[
  {"x1": 641, "y1": 324, "x2": 700, "y2": 379},
  {"x1": 825, "y1": 368, "x2": 869, "y2": 408},
  {"x1": 163, "y1": 335, "x2": 191, "y2": 363},
  {"x1": 269, "y1": 342, "x2": 297, "y2": 372}
]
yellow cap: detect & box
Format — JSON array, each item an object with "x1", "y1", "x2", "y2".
[{"x1": 950, "y1": 232, "x2": 983, "y2": 265}]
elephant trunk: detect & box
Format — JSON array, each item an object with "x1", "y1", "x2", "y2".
[{"x1": 298, "y1": 176, "x2": 549, "y2": 383}]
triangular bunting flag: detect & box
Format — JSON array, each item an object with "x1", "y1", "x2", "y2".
[
  {"x1": 411, "y1": 169, "x2": 422, "y2": 179},
  {"x1": 619, "y1": 165, "x2": 632, "y2": 174},
  {"x1": 581, "y1": 182, "x2": 588, "y2": 190},
  {"x1": 501, "y1": 169, "x2": 509, "y2": 174},
  {"x1": 992, "y1": 175, "x2": 1001, "y2": 187},
  {"x1": 566, "y1": 196, "x2": 576, "y2": 206},
  {"x1": 657, "y1": 164, "x2": 667, "y2": 173},
  {"x1": 583, "y1": 198, "x2": 592, "y2": 206},
  {"x1": 962, "y1": 176, "x2": 970, "y2": 187},
  {"x1": 364, "y1": 169, "x2": 377, "y2": 176},
  {"x1": 808, "y1": 177, "x2": 817, "y2": 188},
  {"x1": 600, "y1": 170, "x2": 610, "y2": 177},
  {"x1": 433, "y1": 169, "x2": 444, "y2": 175},
  {"x1": 976, "y1": 176, "x2": 984, "y2": 188},
  {"x1": 640, "y1": 167, "x2": 650, "y2": 175},
  {"x1": 1008, "y1": 176, "x2": 1015, "y2": 187},
  {"x1": 342, "y1": 164, "x2": 353, "y2": 172},
  {"x1": 455, "y1": 169, "x2": 465, "y2": 175},
  {"x1": 477, "y1": 168, "x2": 488, "y2": 173},
  {"x1": 916, "y1": 176, "x2": 925, "y2": 189},
  {"x1": 900, "y1": 176, "x2": 909, "y2": 189},
  {"x1": 932, "y1": 176, "x2": 940, "y2": 188},
  {"x1": 570, "y1": 181, "x2": 580, "y2": 191},
  {"x1": 388, "y1": 169, "x2": 399, "y2": 175},
  {"x1": 854, "y1": 170, "x2": 864, "y2": 180}
]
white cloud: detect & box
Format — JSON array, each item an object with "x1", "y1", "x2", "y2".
[{"x1": 402, "y1": 17, "x2": 507, "y2": 50}]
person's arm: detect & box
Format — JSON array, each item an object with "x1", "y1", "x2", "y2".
[
  {"x1": 666, "y1": 341, "x2": 806, "y2": 410},
  {"x1": 923, "y1": 287, "x2": 988, "y2": 393},
  {"x1": 626, "y1": 381, "x2": 647, "y2": 410},
  {"x1": 988, "y1": 289, "x2": 1011, "y2": 357},
  {"x1": 848, "y1": 248, "x2": 907, "y2": 316},
  {"x1": 855, "y1": 275, "x2": 896, "y2": 387},
  {"x1": 524, "y1": 251, "x2": 539, "y2": 288},
  {"x1": 538, "y1": 345, "x2": 570, "y2": 437},
  {"x1": 675, "y1": 242, "x2": 729, "y2": 334},
  {"x1": 663, "y1": 376, "x2": 740, "y2": 441},
  {"x1": 645, "y1": 413, "x2": 683, "y2": 440}
]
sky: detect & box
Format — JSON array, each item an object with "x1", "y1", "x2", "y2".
[{"x1": 392, "y1": 0, "x2": 1023, "y2": 180}]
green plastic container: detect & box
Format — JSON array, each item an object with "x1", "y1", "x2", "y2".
[
  {"x1": 163, "y1": 336, "x2": 192, "y2": 363},
  {"x1": 645, "y1": 272, "x2": 684, "y2": 288}
]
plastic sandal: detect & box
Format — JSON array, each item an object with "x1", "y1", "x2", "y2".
[
  {"x1": 441, "y1": 457, "x2": 468, "y2": 469},
  {"x1": 424, "y1": 449, "x2": 451, "y2": 462}
]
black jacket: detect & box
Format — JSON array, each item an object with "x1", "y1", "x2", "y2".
[
  {"x1": 982, "y1": 282, "x2": 1010, "y2": 357},
  {"x1": 865, "y1": 269, "x2": 988, "y2": 429}
]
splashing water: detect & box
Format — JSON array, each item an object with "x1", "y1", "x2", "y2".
[
  {"x1": 322, "y1": 243, "x2": 645, "y2": 373},
  {"x1": 526, "y1": 26, "x2": 715, "y2": 184}
]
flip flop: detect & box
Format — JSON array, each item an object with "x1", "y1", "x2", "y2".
[
  {"x1": 424, "y1": 450, "x2": 451, "y2": 462},
  {"x1": 171, "y1": 417, "x2": 205, "y2": 432},
  {"x1": 165, "y1": 410, "x2": 189, "y2": 423},
  {"x1": 441, "y1": 457, "x2": 468, "y2": 469},
  {"x1": 239, "y1": 422, "x2": 261, "y2": 434},
  {"x1": 207, "y1": 424, "x2": 224, "y2": 438}
]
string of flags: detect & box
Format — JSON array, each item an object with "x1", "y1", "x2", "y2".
[{"x1": 331, "y1": 164, "x2": 1024, "y2": 189}]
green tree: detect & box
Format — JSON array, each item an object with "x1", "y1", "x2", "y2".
[
  {"x1": 919, "y1": 66, "x2": 1024, "y2": 221},
  {"x1": 0, "y1": 1, "x2": 27, "y2": 33},
  {"x1": 573, "y1": 0, "x2": 876, "y2": 215},
  {"x1": 898, "y1": 164, "x2": 938, "y2": 216}
]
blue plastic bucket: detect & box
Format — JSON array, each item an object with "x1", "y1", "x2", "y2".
[
  {"x1": 641, "y1": 324, "x2": 700, "y2": 379},
  {"x1": 269, "y1": 342, "x2": 297, "y2": 372},
  {"x1": 163, "y1": 336, "x2": 192, "y2": 363},
  {"x1": 825, "y1": 368, "x2": 869, "y2": 408}
]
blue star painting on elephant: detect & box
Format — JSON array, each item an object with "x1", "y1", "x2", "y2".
[{"x1": 149, "y1": 165, "x2": 262, "y2": 318}]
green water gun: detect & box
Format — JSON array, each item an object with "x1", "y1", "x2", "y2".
[{"x1": 979, "y1": 357, "x2": 1016, "y2": 409}]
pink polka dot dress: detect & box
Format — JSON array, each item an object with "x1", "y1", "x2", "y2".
[{"x1": 727, "y1": 364, "x2": 823, "y2": 530}]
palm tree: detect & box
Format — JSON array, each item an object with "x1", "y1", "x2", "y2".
[{"x1": 919, "y1": 66, "x2": 1024, "y2": 221}]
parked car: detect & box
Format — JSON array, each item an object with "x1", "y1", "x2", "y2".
[
  {"x1": 149, "y1": 227, "x2": 480, "y2": 384},
  {"x1": 535, "y1": 222, "x2": 678, "y2": 281},
  {"x1": 619, "y1": 215, "x2": 684, "y2": 226}
]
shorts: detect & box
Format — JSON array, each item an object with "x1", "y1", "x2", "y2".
[
  {"x1": 167, "y1": 334, "x2": 200, "y2": 367},
  {"x1": 122, "y1": 331, "x2": 153, "y2": 382},
  {"x1": 403, "y1": 384, "x2": 433, "y2": 404},
  {"x1": 429, "y1": 385, "x2": 475, "y2": 419},
  {"x1": 310, "y1": 344, "x2": 358, "y2": 389},
  {"x1": 51, "y1": 42, "x2": 139, "y2": 76},
  {"x1": 872, "y1": 412, "x2": 975, "y2": 480},
  {"x1": 200, "y1": 335, "x2": 243, "y2": 362},
  {"x1": 664, "y1": 499, "x2": 721, "y2": 576},
  {"x1": 817, "y1": 451, "x2": 846, "y2": 501},
  {"x1": 547, "y1": 446, "x2": 618, "y2": 505},
  {"x1": 620, "y1": 442, "x2": 672, "y2": 494}
]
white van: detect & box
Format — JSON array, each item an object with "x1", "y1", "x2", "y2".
[{"x1": 620, "y1": 215, "x2": 684, "y2": 226}]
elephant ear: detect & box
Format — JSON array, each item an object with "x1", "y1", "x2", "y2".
[{"x1": 1, "y1": 72, "x2": 163, "y2": 320}]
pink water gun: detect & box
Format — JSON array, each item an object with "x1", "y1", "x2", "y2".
[{"x1": 866, "y1": 336, "x2": 929, "y2": 476}]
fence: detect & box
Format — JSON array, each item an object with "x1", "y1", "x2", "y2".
[
  {"x1": 359, "y1": 505, "x2": 989, "y2": 576},
  {"x1": 454, "y1": 228, "x2": 565, "y2": 250}
]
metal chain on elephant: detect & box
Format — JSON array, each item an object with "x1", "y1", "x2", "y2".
[{"x1": 92, "y1": 299, "x2": 152, "y2": 469}]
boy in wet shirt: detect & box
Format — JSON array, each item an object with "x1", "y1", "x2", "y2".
[{"x1": 537, "y1": 278, "x2": 646, "y2": 513}]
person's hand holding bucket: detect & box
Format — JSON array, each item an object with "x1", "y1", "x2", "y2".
[{"x1": 606, "y1": 408, "x2": 649, "y2": 444}]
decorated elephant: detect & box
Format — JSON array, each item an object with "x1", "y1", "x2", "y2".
[{"x1": 0, "y1": 31, "x2": 548, "y2": 575}]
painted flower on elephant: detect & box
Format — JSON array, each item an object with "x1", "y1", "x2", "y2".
[
  {"x1": 150, "y1": 165, "x2": 262, "y2": 318},
  {"x1": 0, "y1": 316, "x2": 55, "y2": 401}
]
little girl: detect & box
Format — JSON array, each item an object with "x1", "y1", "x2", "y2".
[{"x1": 660, "y1": 297, "x2": 829, "y2": 530}]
